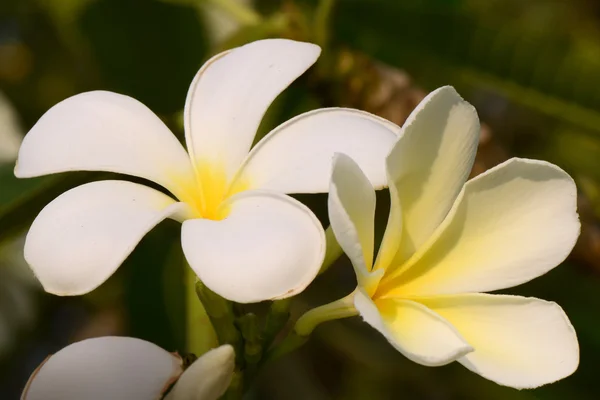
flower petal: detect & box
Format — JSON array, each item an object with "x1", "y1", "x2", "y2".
[
  {"x1": 381, "y1": 158, "x2": 580, "y2": 296},
  {"x1": 15, "y1": 91, "x2": 196, "y2": 200},
  {"x1": 166, "y1": 345, "x2": 234, "y2": 400},
  {"x1": 233, "y1": 108, "x2": 399, "y2": 193},
  {"x1": 384, "y1": 86, "x2": 479, "y2": 265},
  {"x1": 182, "y1": 191, "x2": 325, "y2": 303},
  {"x1": 24, "y1": 180, "x2": 190, "y2": 296},
  {"x1": 354, "y1": 289, "x2": 472, "y2": 366},
  {"x1": 328, "y1": 153, "x2": 380, "y2": 292},
  {"x1": 184, "y1": 39, "x2": 320, "y2": 179},
  {"x1": 21, "y1": 336, "x2": 183, "y2": 400},
  {"x1": 419, "y1": 294, "x2": 579, "y2": 388}
]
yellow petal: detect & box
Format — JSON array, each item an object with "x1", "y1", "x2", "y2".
[
  {"x1": 383, "y1": 86, "x2": 479, "y2": 268},
  {"x1": 419, "y1": 294, "x2": 579, "y2": 389},
  {"x1": 354, "y1": 289, "x2": 472, "y2": 367},
  {"x1": 380, "y1": 158, "x2": 579, "y2": 297}
]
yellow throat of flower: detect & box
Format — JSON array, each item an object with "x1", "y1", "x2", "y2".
[{"x1": 172, "y1": 161, "x2": 249, "y2": 221}]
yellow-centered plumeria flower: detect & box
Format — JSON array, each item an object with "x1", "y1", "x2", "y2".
[
  {"x1": 298, "y1": 86, "x2": 580, "y2": 389},
  {"x1": 15, "y1": 39, "x2": 399, "y2": 303},
  {"x1": 21, "y1": 337, "x2": 234, "y2": 400}
]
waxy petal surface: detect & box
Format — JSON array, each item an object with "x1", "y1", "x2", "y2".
[
  {"x1": 383, "y1": 86, "x2": 479, "y2": 267},
  {"x1": 166, "y1": 345, "x2": 234, "y2": 400},
  {"x1": 182, "y1": 191, "x2": 325, "y2": 303},
  {"x1": 15, "y1": 91, "x2": 196, "y2": 200},
  {"x1": 22, "y1": 337, "x2": 182, "y2": 400},
  {"x1": 328, "y1": 154, "x2": 379, "y2": 291},
  {"x1": 184, "y1": 39, "x2": 320, "y2": 179},
  {"x1": 25, "y1": 180, "x2": 189, "y2": 296},
  {"x1": 234, "y1": 108, "x2": 399, "y2": 193},
  {"x1": 420, "y1": 294, "x2": 579, "y2": 388},
  {"x1": 354, "y1": 290, "x2": 473, "y2": 367},
  {"x1": 381, "y1": 158, "x2": 580, "y2": 297}
]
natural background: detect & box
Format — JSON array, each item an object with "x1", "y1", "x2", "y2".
[{"x1": 2, "y1": 0, "x2": 600, "y2": 399}]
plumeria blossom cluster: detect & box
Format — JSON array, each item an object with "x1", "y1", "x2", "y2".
[
  {"x1": 15, "y1": 38, "x2": 580, "y2": 396},
  {"x1": 296, "y1": 86, "x2": 580, "y2": 389}
]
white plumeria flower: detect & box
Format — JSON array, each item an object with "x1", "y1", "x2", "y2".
[
  {"x1": 323, "y1": 86, "x2": 580, "y2": 389},
  {"x1": 15, "y1": 39, "x2": 399, "y2": 303},
  {"x1": 21, "y1": 337, "x2": 234, "y2": 400}
]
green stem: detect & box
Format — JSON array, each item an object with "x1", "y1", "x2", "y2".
[
  {"x1": 238, "y1": 313, "x2": 262, "y2": 365},
  {"x1": 263, "y1": 331, "x2": 308, "y2": 365},
  {"x1": 262, "y1": 298, "x2": 292, "y2": 351},
  {"x1": 185, "y1": 268, "x2": 217, "y2": 355},
  {"x1": 194, "y1": 280, "x2": 243, "y2": 362},
  {"x1": 264, "y1": 291, "x2": 358, "y2": 364},
  {"x1": 295, "y1": 291, "x2": 358, "y2": 336},
  {"x1": 206, "y1": 0, "x2": 262, "y2": 26}
]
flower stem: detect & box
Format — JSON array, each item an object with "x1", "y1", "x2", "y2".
[
  {"x1": 206, "y1": 0, "x2": 262, "y2": 26},
  {"x1": 194, "y1": 279, "x2": 243, "y2": 362},
  {"x1": 263, "y1": 291, "x2": 358, "y2": 364},
  {"x1": 295, "y1": 291, "x2": 358, "y2": 336},
  {"x1": 185, "y1": 267, "x2": 217, "y2": 355},
  {"x1": 263, "y1": 330, "x2": 308, "y2": 364},
  {"x1": 262, "y1": 298, "x2": 292, "y2": 351}
]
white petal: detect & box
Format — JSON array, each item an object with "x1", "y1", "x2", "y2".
[
  {"x1": 15, "y1": 91, "x2": 196, "y2": 200},
  {"x1": 382, "y1": 158, "x2": 580, "y2": 296},
  {"x1": 354, "y1": 289, "x2": 472, "y2": 366},
  {"x1": 25, "y1": 180, "x2": 190, "y2": 296},
  {"x1": 385, "y1": 86, "x2": 479, "y2": 265},
  {"x1": 182, "y1": 190, "x2": 325, "y2": 303},
  {"x1": 233, "y1": 108, "x2": 399, "y2": 193},
  {"x1": 420, "y1": 294, "x2": 579, "y2": 388},
  {"x1": 166, "y1": 345, "x2": 234, "y2": 400},
  {"x1": 328, "y1": 153, "x2": 380, "y2": 292},
  {"x1": 21, "y1": 336, "x2": 183, "y2": 400},
  {"x1": 184, "y1": 39, "x2": 320, "y2": 179}
]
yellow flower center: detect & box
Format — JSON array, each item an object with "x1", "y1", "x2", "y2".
[{"x1": 171, "y1": 161, "x2": 249, "y2": 221}]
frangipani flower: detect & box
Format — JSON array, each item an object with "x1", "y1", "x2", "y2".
[
  {"x1": 319, "y1": 87, "x2": 580, "y2": 388},
  {"x1": 15, "y1": 39, "x2": 398, "y2": 303},
  {"x1": 21, "y1": 337, "x2": 234, "y2": 400}
]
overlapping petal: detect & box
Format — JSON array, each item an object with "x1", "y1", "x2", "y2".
[
  {"x1": 21, "y1": 337, "x2": 183, "y2": 400},
  {"x1": 184, "y1": 39, "x2": 321, "y2": 179},
  {"x1": 328, "y1": 153, "x2": 380, "y2": 292},
  {"x1": 383, "y1": 86, "x2": 479, "y2": 267},
  {"x1": 25, "y1": 180, "x2": 190, "y2": 296},
  {"x1": 165, "y1": 345, "x2": 235, "y2": 400},
  {"x1": 182, "y1": 190, "x2": 325, "y2": 303},
  {"x1": 233, "y1": 108, "x2": 399, "y2": 194},
  {"x1": 14, "y1": 91, "x2": 196, "y2": 200},
  {"x1": 419, "y1": 294, "x2": 579, "y2": 388},
  {"x1": 380, "y1": 158, "x2": 580, "y2": 297},
  {"x1": 354, "y1": 290, "x2": 473, "y2": 366}
]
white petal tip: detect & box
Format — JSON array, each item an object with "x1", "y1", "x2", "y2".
[
  {"x1": 206, "y1": 344, "x2": 235, "y2": 367},
  {"x1": 167, "y1": 345, "x2": 236, "y2": 400}
]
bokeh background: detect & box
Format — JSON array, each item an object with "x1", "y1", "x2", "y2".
[{"x1": 2, "y1": 0, "x2": 600, "y2": 398}]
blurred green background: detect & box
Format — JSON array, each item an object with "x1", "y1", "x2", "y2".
[{"x1": 2, "y1": 0, "x2": 600, "y2": 398}]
